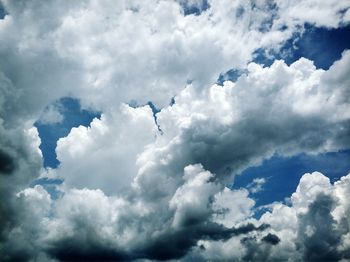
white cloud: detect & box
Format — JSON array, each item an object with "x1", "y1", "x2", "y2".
[
  {"x1": 1, "y1": 50, "x2": 349, "y2": 260},
  {"x1": 37, "y1": 104, "x2": 64, "y2": 125},
  {"x1": 247, "y1": 177, "x2": 267, "y2": 193},
  {"x1": 192, "y1": 171, "x2": 350, "y2": 261},
  {"x1": 275, "y1": 0, "x2": 350, "y2": 28},
  {"x1": 0, "y1": 0, "x2": 350, "y2": 260},
  {"x1": 3, "y1": 0, "x2": 346, "y2": 121},
  {"x1": 55, "y1": 104, "x2": 157, "y2": 195},
  {"x1": 213, "y1": 187, "x2": 255, "y2": 227},
  {"x1": 169, "y1": 164, "x2": 219, "y2": 228},
  {"x1": 30, "y1": 52, "x2": 349, "y2": 260}
]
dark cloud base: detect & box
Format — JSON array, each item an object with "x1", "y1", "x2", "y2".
[
  {"x1": 46, "y1": 222, "x2": 271, "y2": 261},
  {"x1": 0, "y1": 149, "x2": 15, "y2": 175}
]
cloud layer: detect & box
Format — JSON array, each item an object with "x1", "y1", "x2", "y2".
[{"x1": 0, "y1": 0, "x2": 350, "y2": 261}]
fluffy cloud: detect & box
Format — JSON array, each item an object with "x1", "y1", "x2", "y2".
[
  {"x1": 275, "y1": 0, "x2": 350, "y2": 28},
  {"x1": 3, "y1": 52, "x2": 348, "y2": 261},
  {"x1": 55, "y1": 104, "x2": 157, "y2": 195},
  {"x1": 133, "y1": 51, "x2": 350, "y2": 199},
  {"x1": 7, "y1": 164, "x2": 267, "y2": 261},
  {"x1": 0, "y1": 124, "x2": 43, "y2": 261},
  {"x1": 1, "y1": 0, "x2": 348, "y2": 120},
  {"x1": 1, "y1": 0, "x2": 350, "y2": 261},
  {"x1": 190, "y1": 171, "x2": 350, "y2": 261}
]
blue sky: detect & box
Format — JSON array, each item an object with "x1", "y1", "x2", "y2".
[
  {"x1": 233, "y1": 150, "x2": 350, "y2": 207},
  {"x1": 35, "y1": 98, "x2": 100, "y2": 168},
  {"x1": 218, "y1": 24, "x2": 350, "y2": 85},
  {"x1": 254, "y1": 24, "x2": 350, "y2": 69}
]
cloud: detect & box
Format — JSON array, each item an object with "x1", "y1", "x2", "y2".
[
  {"x1": 247, "y1": 177, "x2": 267, "y2": 193},
  {"x1": 189, "y1": 171, "x2": 350, "y2": 261},
  {"x1": 262, "y1": 233, "x2": 280, "y2": 245},
  {"x1": 0, "y1": 0, "x2": 350, "y2": 261},
  {"x1": 0, "y1": 124, "x2": 42, "y2": 258},
  {"x1": 2, "y1": 0, "x2": 346, "y2": 121},
  {"x1": 5, "y1": 51, "x2": 345, "y2": 261},
  {"x1": 133, "y1": 51, "x2": 350, "y2": 197},
  {"x1": 37, "y1": 104, "x2": 64, "y2": 125},
  {"x1": 55, "y1": 104, "x2": 157, "y2": 195},
  {"x1": 275, "y1": 0, "x2": 350, "y2": 28},
  {"x1": 0, "y1": 149, "x2": 15, "y2": 175},
  {"x1": 212, "y1": 187, "x2": 255, "y2": 227},
  {"x1": 297, "y1": 193, "x2": 344, "y2": 261},
  {"x1": 255, "y1": 172, "x2": 350, "y2": 261},
  {"x1": 2, "y1": 52, "x2": 350, "y2": 260}
]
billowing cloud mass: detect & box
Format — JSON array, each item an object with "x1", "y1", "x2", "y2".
[{"x1": 0, "y1": 0, "x2": 350, "y2": 261}]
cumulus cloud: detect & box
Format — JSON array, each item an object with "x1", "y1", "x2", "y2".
[
  {"x1": 3, "y1": 52, "x2": 349, "y2": 260},
  {"x1": 0, "y1": 0, "x2": 350, "y2": 261},
  {"x1": 0, "y1": 124, "x2": 42, "y2": 261},
  {"x1": 55, "y1": 104, "x2": 157, "y2": 195},
  {"x1": 133, "y1": 51, "x2": 350, "y2": 196},
  {"x1": 1, "y1": 0, "x2": 347, "y2": 120},
  {"x1": 189, "y1": 171, "x2": 350, "y2": 261}
]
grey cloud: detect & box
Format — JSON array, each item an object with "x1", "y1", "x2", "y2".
[
  {"x1": 0, "y1": 149, "x2": 15, "y2": 175},
  {"x1": 136, "y1": 53, "x2": 350, "y2": 200},
  {"x1": 239, "y1": 232, "x2": 280, "y2": 261},
  {"x1": 297, "y1": 193, "x2": 350, "y2": 261},
  {"x1": 140, "y1": 222, "x2": 269, "y2": 260},
  {"x1": 241, "y1": 236, "x2": 272, "y2": 262},
  {"x1": 46, "y1": 234, "x2": 129, "y2": 262},
  {"x1": 0, "y1": 125, "x2": 42, "y2": 261},
  {"x1": 261, "y1": 233, "x2": 280, "y2": 245},
  {"x1": 47, "y1": 219, "x2": 270, "y2": 261}
]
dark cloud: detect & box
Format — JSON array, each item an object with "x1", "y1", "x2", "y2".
[
  {"x1": 0, "y1": 125, "x2": 42, "y2": 261},
  {"x1": 241, "y1": 236, "x2": 271, "y2": 261},
  {"x1": 202, "y1": 223, "x2": 270, "y2": 241},
  {"x1": 46, "y1": 217, "x2": 270, "y2": 262},
  {"x1": 47, "y1": 238, "x2": 129, "y2": 262},
  {"x1": 240, "y1": 232, "x2": 280, "y2": 261},
  {"x1": 262, "y1": 233, "x2": 280, "y2": 245},
  {"x1": 0, "y1": 149, "x2": 15, "y2": 175},
  {"x1": 140, "y1": 222, "x2": 269, "y2": 260},
  {"x1": 0, "y1": 197, "x2": 39, "y2": 262},
  {"x1": 297, "y1": 193, "x2": 350, "y2": 262}
]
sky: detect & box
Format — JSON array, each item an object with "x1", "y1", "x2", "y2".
[{"x1": 0, "y1": 1, "x2": 350, "y2": 261}]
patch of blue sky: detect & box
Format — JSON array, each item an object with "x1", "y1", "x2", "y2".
[
  {"x1": 217, "y1": 69, "x2": 244, "y2": 85},
  {"x1": 31, "y1": 178, "x2": 64, "y2": 200},
  {"x1": 232, "y1": 150, "x2": 350, "y2": 208},
  {"x1": 180, "y1": 0, "x2": 209, "y2": 16},
  {"x1": 0, "y1": 3, "x2": 7, "y2": 19},
  {"x1": 35, "y1": 97, "x2": 100, "y2": 169},
  {"x1": 254, "y1": 24, "x2": 350, "y2": 69}
]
